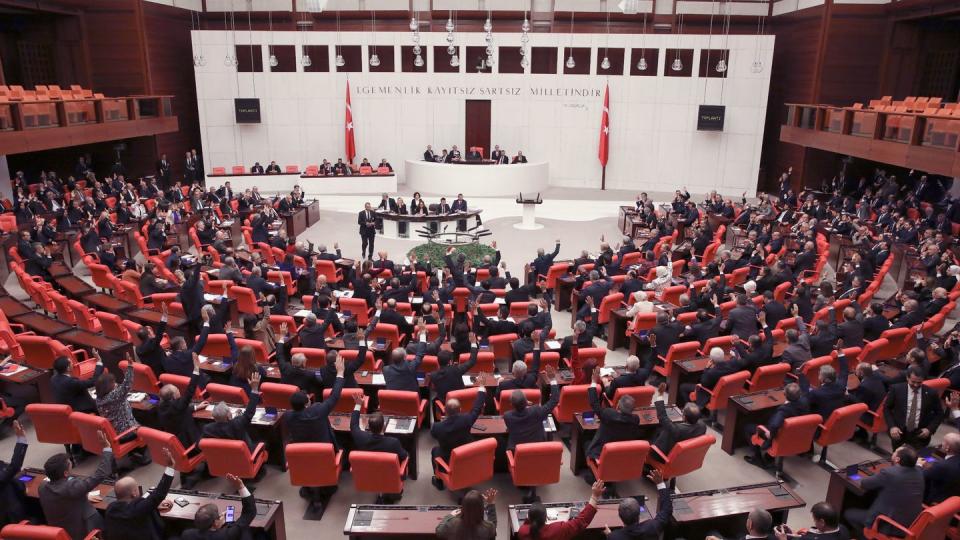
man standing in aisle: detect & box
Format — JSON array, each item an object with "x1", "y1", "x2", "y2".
[{"x1": 358, "y1": 202, "x2": 377, "y2": 260}]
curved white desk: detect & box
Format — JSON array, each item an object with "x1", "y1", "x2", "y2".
[{"x1": 404, "y1": 160, "x2": 549, "y2": 197}]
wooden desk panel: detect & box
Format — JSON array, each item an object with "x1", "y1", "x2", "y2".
[
  {"x1": 721, "y1": 389, "x2": 785, "y2": 455},
  {"x1": 12, "y1": 312, "x2": 73, "y2": 336}
]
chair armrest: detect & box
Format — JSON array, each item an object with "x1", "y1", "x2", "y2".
[
  {"x1": 334, "y1": 449, "x2": 343, "y2": 467},
  {"x1": 756, "y1": 425, "x2": 771, "y2": 437},
  {"x1": 696, "y1": 384, "x2": 714, "y2": 396},
  {"x1": 115, "y1": 427, "x2": 139, "y2": 444},
  {"x1": 417, "y1": 399, "x2": 427, "y2": 420},
  {"x1": 8, "y1": 323, "x2": 26, "y2": 333},
  {"x1": 83, "y1": 529, "x2": 102, "y2": 540},
  {"x1": 433, "y1": 456, "x2": 450, "y2": 473},
  {"x1": 506, "y1": 450, "x2": 516, "y2": 469},
  {"x1": 251, "y1": 442, "x2": 267, "y2": 459},
  {"x1": 434, "y1": 399, "x2": 446, "y2": 416},
  {"x1": 869, "y1": 515, "x2": 912, "y2": 536},
  {"x1": 399, "y1": 457, "x2": 409, "y2": 475},
  {"x1": 649, "y1": 444, "x2": 669, "y2": 462}
]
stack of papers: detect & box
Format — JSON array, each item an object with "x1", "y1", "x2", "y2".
[
  {"x1": 371, "y1": 374, "x2": 386, "y2": 385},
  {"x1": 545, "y1": 340, "x2": 561, "y2": 350},
  {"x1": 0, "y1": 364, "x2": 28, "y2": 377},
  {"x1": 293, "y1": 309, "x2": 312, "y2": 318},
  {"x1": 127, "y1": 392, "x2": 148, "y2": 402}
]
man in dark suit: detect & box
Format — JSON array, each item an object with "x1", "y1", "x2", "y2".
[
  {"x1": 531, "y1": 241, "x2": 561, "y2": 283},
  {"x1": 684, "y1": 347, "x2": 743, "y2": 407},
  {"x1": 39, "y1": 433, "x2": 115, "y2": 540},
  {"x1": 923, "y1": 432, "x2": 960, "y2": 504},
  {"x1": 601, "y1": 355, "x2": 649, "y2": 400},
  {"x1": 430, "y1": 341, "x2": 478, "y2": 403},
  {"x1": 504, "y1": 367, "x2": 560, "y2": 451},
  {"x1": 891, "y1": 299, "x2": 924, "y2": 329},
  {"x1": 156, "y1": 154, "x2": 171, "y2": 185},
  {"x1": 104, "y1": 448, "x2": 176, "y2": 540},
  {"x1": 781, "y1": 315, "x2": 812, "y2": 370},
  {"x1": 734, "y1": 316, "x2": 775, "y2": 371},
  {"x1": 744, "y1": 383, "x2": 810, "y2": 467},
  {"x1": 799, "y1": 345, "x2": 849, "y2": 421},
  {"x1": 809, "y1": 318, "x2": 839, "y2": 358},
  {"x1": 722, "y1": 294, "x2": 759, "y2": 340},
  {"x1": 52, "y1": 356, "x2": 104, "y2": 415},
  {"x1": 836, "y1": 304, "x2": 865, "y2": 346},
  {"x1": 773, "y1": 502, "x2": 850, "y2": 540},
  {"x1": 383, "y1": 328, "x2": 428, "y2": 393},
  {"x1": 681, "y1": 309, "x2": 722, "y2": 347},
  {"x1": 181, "y1": 474, "x2": 256, "y2": 540},
  {"x1": 605, "y1": 470, "x2": 673, "y2": 540},
  {"x1": 761, "y1": 291, "x2": 789, "y2": 330},
  {"x1": 848, "y1": 362, "x2": 886, "y2": 417},
  {"x1": 884, "y1": 365, "x2": 943, "y2": 449},
  {"x1": 430, "y1": 375, "x2": 487, "y2": 490},
  {"x1": 349, "y1": 393, "x2": 408, "y2": 503},
  {"x1": 584, "y1": 378, "x2": 643, "y2": 498},
  {"x1": 647, "y1": 312, "x2": 685, "y2": 361},
  {"x1": 0, "y1": 421, "x2": 30, "y2": 528},
  {"x1": 202, "y1": 382, "x2": 262, "y2": 453},
  {"x1": 250, "y1": 162, "x2": 264, "y2": 174},
  {"x1": 377, "y1": 193, "x2": 398, "y2": 213},
  {"x1": 843, "y1": 445, "x2": 924, "y2": 538},
  {"x1": 451, "y1": 193, "x2": 468, "y2": 212},
  {"x1": 358, "y1": 202, "x2": 377, "y2": 260},
  {"x1": 423, "y1": 145, "x2": 438, "y2": 162},
  {"x1": 862, "y1": 303, "x2": 891, "y2": 341}
]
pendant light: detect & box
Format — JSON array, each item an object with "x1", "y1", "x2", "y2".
[
  {"x1": 447, "y1": 10, "x2": 458, "y2": 67},
  {"x1": 716, "y1": 0, "x2": 730, "y2": 73},
  {"x1": 636, "y1": 12, "x2": 647, "y2": 71},
  {"x1": 565, "y1": 12, "x2": 576, "y2": 70},
  {"x1": 189, "y1": 4, "x2": 205, "y2": 67},
  {"x1": 671, "y1": 13, "x2": 683, "y2": 71},
  {"x1": 751, "y1": 15, "x2": 765, "y2": 73},
  {"x1": 600, "y1": 8, "x2": 610, "y2": 71},
  {"x1": 369, "y1": 10, "x2": 379, "y2": 67},
  {"x1": 267, "y1": 12, "x2": 278, "y2": 67},
  {"x1": 334, "y1": 10, "x2": 344, "y2": 68}
]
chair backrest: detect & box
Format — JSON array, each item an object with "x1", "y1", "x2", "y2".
[
  {"x1": 705, "y1": 370, "x2": 750, "y2": 411},
  {"x1": 291, "y1": 347, "x2": 326, "y2": 369},
  {"x1": 702, "y1": 335, "x2": 737, "y2": 355},
  {"x1": 510, "y1": 441, "x2": 563, "y2": 486},
  {"x1": 158, "y1": 373, "x2": 204, "y2": 400},
  {"x1": 322, "y1": 387, "x2": 367, "y2": 413},
  {"x1": 817, "y1": 403, "x2": 869, "y2": 447},
  {"x1": 922, "y1": 378, "x2": 950, "y2": 398},
  {"x1": 445, "y1": 437, "x2": 498, "y2": 491},
  {"x1": 25, "y1": 404, "x2": 80, "y2": 445},
  {"x1": 523, "y1": 352, "x2": 560, "y2": 373},
  {"x1": 554, "y1": 384, "x2": 591, "y2": 423},
  {"x1": 137, "y1": 426, "x2": 200, "y2": 472},
  {"x1": 198, "y1": 438, "x2": 260, "y2": 478},
  {"x1": 610, "y1": 385, "x2": 655, "y2": 408},
  {"x1": 768, "y1": 414, "x2": 822, "y2": 457},
  {"x1": 204, "y1": 383, "x2": 249, "y2": 405},
  {"x1": 800, "y1": 356, "x2": 834, "y2": 387},
  {"x1": 350, "y1": 450, "x2": 405, "y2": 494},
  {"x1": 286, "y1": 442, "x2": 341, "y2": 487},
  {"x1": 597, "y1": 293, "x2": 624, "y2": 324},
  {"x1": 497, "y1": 388, "x2": 541, "y2": 414},
  {"x1": 458, "y1": 352, "x2": 495, "y2": 373},
  {"x1": 339, "y1": 349, "x2": 379, "y2": 371},
  {"x1": 594, "y1": 440, "x2": 650, "y2": 482},
  {"x1": 902, "y1": 496, "x2": 960, "y2": 539},
  {"x1": 749, "y1": 363, "x2": 790, "y2": 392},
  {"x1": 0, "y1": 523, "x2": 72, "y2": 540},
  {"x1": 857, "y1": 338, "x2": 889, "y2": 364},
  {"x1": 441, "y1": 387, "x2": 483, "y2": 416},
  {"x1": 660, "y1": 434, "x2": 716, "y2": 479},
  {"x1": 229, "y1": 286, "x2": 262, "y2": 315},
  {"x1": 118, "y1": 360, "x2": 160, "y2": 395},
  {"x1": 369, "y1": 323, "x2": 401, "y2": 349},
  {"x1": 488, "y1": 333, "x2": 517, "y2": 361},
  {"x1": 339, "y1": 298, "x2": 371, "y2": 326},
  {"x1": 69, "y1": 411, "x2": 121, "y2": 455},
  {"x1": 573, "y1": 347, "x2": 606, "y2": 369},
  {"x1": 260, "y1": 382, "x2": 299, "y2": 409},
  {"x1": 16, "y1": 335, "x2": 69, "y2": 371},
  {"x1": 544, "y1": 263, "x2": 570, "y2": 290},
  {"x1": 377, "y1": 389, "x2": 421, "y2": 417}
]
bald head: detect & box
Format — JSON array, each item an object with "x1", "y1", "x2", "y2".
[
  {"x1": 445, "y1": 398, "x2": 461, "y2": 416},
  {"x1": 114, "y1": 476, "x2": 140, "y2": 501},
  {"x1": 159, "y1": 384, "x2": 180, "y2": 402},
  {"x1": 943, "y1": 433, "x2": 960, "y2": 455}
]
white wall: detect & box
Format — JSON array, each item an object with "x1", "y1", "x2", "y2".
[{"x1": 194, "y1": 30, "x2": 773, "y2": 196}]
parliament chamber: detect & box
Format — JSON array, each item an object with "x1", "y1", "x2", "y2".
[{"x1": 1, "y1": 1, "x2": 960, "y2": 539}]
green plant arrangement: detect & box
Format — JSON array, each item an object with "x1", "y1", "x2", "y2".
[{"x1": 408, "y1": 242, "x2": 497, "y2": 267}]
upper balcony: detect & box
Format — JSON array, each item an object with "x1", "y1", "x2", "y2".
[
  {"x1": 0, "y1": 85, "x2": 178, "y2": 155},
  {"x1": 779, "y1": 98, "x2": 960, "y2": 178}
]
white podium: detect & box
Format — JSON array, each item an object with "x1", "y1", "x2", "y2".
[
  {"x1": 513, "y1": 197, "x2": 544, "y2": 230},
  {"x1": 404, "y1": 160, "x2": 549, "y2": 196}
]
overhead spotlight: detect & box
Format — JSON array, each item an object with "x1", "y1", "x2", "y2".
[
  {"x1": 414, "y1": 54, "x2": 424, "y2": 67},
  {"x1": 671, "y1": 57, "x2": 683, "y2": 71},
  {"x1": 715, "y1": 59, "x2": 727, "y2": 73},
  {"x1": 566, "y1": 54, "x2": 576, "y2": 69},
  {"x1": 409, "y1": 17, "x2": 418, "y2": 31},
  {"x1": 450, "y1": 54, "x2": 460, "y2": 67},
  {"x1": 269, "y1": 54, "x2": 278, "y2": 67},
  {"x1": 601, "y1": 56, "x2": 610, "y2": 70},
  {"x1": 369, "y1": 53, "x2": 380, "y2": 67},
  {"x1": 636, "y1": 57, "x2": 647, "y2": 71},
  {"x1": 335, "y1": 54, "x2": 345, "y2": 67},
  {"x1": 302, "y1": 54, "x2": 312, "y2": 67}
]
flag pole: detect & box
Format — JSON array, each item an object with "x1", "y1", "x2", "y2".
[{"x1": 602, "y1": 166, "x2": 606, "y2": 190}]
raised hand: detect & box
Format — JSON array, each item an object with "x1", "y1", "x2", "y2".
[
  {"x1": 97, "y1": 429, "x2": 110, "y2": 448},
  {"x1": 279, "y1": 322, "x2": 288, "y2": 336},
  {"x1": 225, "y1": 473, "x2": 244, "y2": 492},
  {"x1": 647, "y1": 468, "x2": 663, "y2": 485},
  {"x1": 162, "y1": 446, "x2": 175, "y2": 467},
  {"x1": 335, "y1": 356, "x2": 345, "y2": 377},
  {"x1": 13, "y1": 420, "x2": 25, "y2": 439},
  {"x1": 351, "y1": 392, "x2": 365, "y2": 406},
  {"x1": 591, "y1": 479, "x2": 606, "y2": 499},
  {"x1": 482, "y1": 488, "x2": 497, "y2": 505}
]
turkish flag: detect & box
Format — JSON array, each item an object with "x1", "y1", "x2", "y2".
[
  {"x1": 598, "y1": 83, "x2": 610, "y2": 168},
  {"x1": 345, "y1": 81, "x2": 356, "y2": 164}
]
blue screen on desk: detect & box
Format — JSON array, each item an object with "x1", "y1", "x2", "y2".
[{"x1": 848, "y1": 474, "x2": 862, "y2": 481}]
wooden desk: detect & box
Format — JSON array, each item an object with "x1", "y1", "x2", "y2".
[
  {"x1": 343, "y1": 504, "x2": 459, "y2": 538},
  {"x1": 54, "y1": 275, "x2": 96, "y2": 297},
  {"x1": 667, "y1": 481, "x2": 805, "y2": 538},
  {"x1": 0, "y1": 296, "x2": 34, "y2": 318},
  {"x1": 12, "y1": 311, "x2": 73, "y2": 336},
  {"x1": 606, "y1": 308, "x2": 629, "y2": 350},
  {"x1": 568, "y1": 404, "x2": 681, "y2": 474},
  {"x1": 0, "y1": 362, "x2": 53, "y2": 402},
  {"x1": 721, "y1": 389, "x2": 786, "y2": 455},
  {"x1": 192, "y1": 404, "x2": 288, "y2": 468},
  {"x1": 305, "y1": 200, "x2": 320, "y2": 226},
  {"x1": 556, "y1": 275, "x2": 576, "y2": 312},
  {"x1": 126, "y1": 308, "x2": 190, "y2": 339},
  {"x1": 509, "y1": 500, "x2": 651, "y2": 539},
  {"x1": 330, "y1": 412, "x2": 420, "y2": 480},
  {"x1": 56, "y1": 329, "x2": 132, "y2": 376},
  {"x1": 667, "y1": 357, "x2": 711, "y2": 405},
  {"x1": 82, "y1": 292, "x2": 135, "y2": 314},
  {"x1": 19, "y1": 468, "x2": 287, "y2": 539},
  {"x1": 281, "y1": 207, "x2": 308, "y2": 239},
  {"x1": 48, "y1": 260, "x2": 72, "y2": 278}
]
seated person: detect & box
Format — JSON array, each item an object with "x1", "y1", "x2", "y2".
[
  {"x1": 349, "y1": 393, "x2": 408, "y2": 502},
  {"x1": 201, "y1": 378, "x2": 262, "y2": 453},
  {"x1": 774, "y1": 502, "x2": 849, "y2": 540},
  {"x1": 651, "y1": 399, "x2": 706, "y2": 457}
]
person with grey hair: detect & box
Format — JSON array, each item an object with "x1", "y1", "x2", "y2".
[
  {"x1": 201, "y1": 372, "x2": 262, "y2": 453},
  {"x1": 383, "y1": 321, "x2": 429, "y2": 393},
  {"x1": 683, "y1": 346, "x2": 742, "y2": 408},
  {"x1": 497, "y1": 330, "x2": 546, "y2": 398},
  {"x1": 798, "y1": 342, "x2": 849, "y2": 421},
  {"x1": 705, "y1": 508, "x2": 774, "y2": 540},
  {"x1": 585, "y1": 370, "x2": 644, "y2": 498},
  {"x1": 601, "y1": 355, "x2": 650, "y2": 400},
  {"x1": 603, "y1": 470, "x2": 672, "y2": 539},
  {"x1": 530, "y1": 239, "x2": 561, "y2": 284},
  {"x1": 218, "y1": 255, "x2": 243, "y2": 283}
]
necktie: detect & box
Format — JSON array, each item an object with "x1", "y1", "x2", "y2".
[{"x1": 906, "y1": 388, "x2": 919, "y2": 431}]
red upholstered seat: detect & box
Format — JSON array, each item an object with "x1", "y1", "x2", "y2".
[
  {"x1": 815, "y1": 403, "x2": 868, "y2": 466},
  {"x1": 605, "y1": 385, "x2": 654, "y2": 409},
  {"x1": 286, "y1": 442, "x2": 343, "y2": 489},
  {"x1": 496, "y1": 388, "x2": 541, "y2": 414},
  {"x1": 118, "y1": 360, "x2": 161, "y2": 395},
  {"x1": 260, "y1": 382, "x2": 300, "y2": 409},
  {"x1": 646, "y1": 433, "x2": 716, "y2": 487},
  {"x1": 199, "y1": 438, "x2": 268, "y2": 479},
  {"x1": 322, "y1": 387, "x2": 368, "y2": 413},
  {"x1": 0, "y1": 522, "x2": 99, "y2": 540},
  {"x1": 434, "y1": 437, "x2": 497, "y2": 491},
  {"x1": 750, "y1": 413, "x2": 822, "y2": 477},
  {"x1": 70, "y1": 411, "x2": 144, "y2": 458},
  {"x1": 435, "y1": 387, "x2": 484, "y2": 419},
  {"x1": 507, "y1": 442, "x2": 563, "y2": 498},
  {"x1": 863, "y1": 496, "x2": 960, "y2": 540},
  {"x1": 747, "y1": 363, "x2": 790, "y2": 392},
  {"x1": 377, "y1": 389, "x2": 427, "y2": 428},
  {"x1": 654, "y1": 341, "x2": 701, "y2": 378},
  {"x1": 26, "y1": 404, "x2": 81, "y2": 446},
  {"x1": 588, "y1": 440, "x2": 650, "y2": 483},
  {"x1": 137, "y1": 426, "x2": 206, "y2": 473},
  {"x1": 553, "y1": 384, "x2": 590, "y2": 424},
  {"x1": 351, "y1": 450, "x2": 408, "y2": 496},
  {"x1": 204, "y1": 383, "x2": 249, "y2": 405}
]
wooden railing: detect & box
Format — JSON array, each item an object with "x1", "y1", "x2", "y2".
[{"x1": 780, "y1": 103, "x2": 960, "y2": 177}]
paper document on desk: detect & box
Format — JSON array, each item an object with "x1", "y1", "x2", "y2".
[
  {"x1": 203, "y1": 294, "x2": 222, "y2": 302},
  {"x1": 411, "y1": 297, "x2": 423, "y2": 304},
  {"x1": 462, "y1": 375, "x2": 474, "y2": 386},
  {"x1": 371, "y1": 374, "x2": 386, "y2": 385},
  {"x1": 0, "y1": 364, "x2": 28, "y2": 377},
  {"x1": 220, "y1": 220, "x2": 234, "y2": 226},
  {"x1": 334, "y1": 290, "x2": 354, "y2": 298},
  {"x1": 293, "y1": 310, "x2": 312, "y2": 318},
  {"x1": 127, "y1": 392, "x2": 148, "y2": 403},
  {"x1": 545, "y1": 340, "x2": 561, "y2": 350},
  {"x1": 494, "y1": 298, "x2": 506, "y2": 305}
]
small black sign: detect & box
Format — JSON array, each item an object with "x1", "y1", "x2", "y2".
[
  {"x1": 697, "y1": 105, "x2": 725, "y2": 131},
  {"x1": 235, "y1": 98, "x2": 261, "y2": 124}
]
